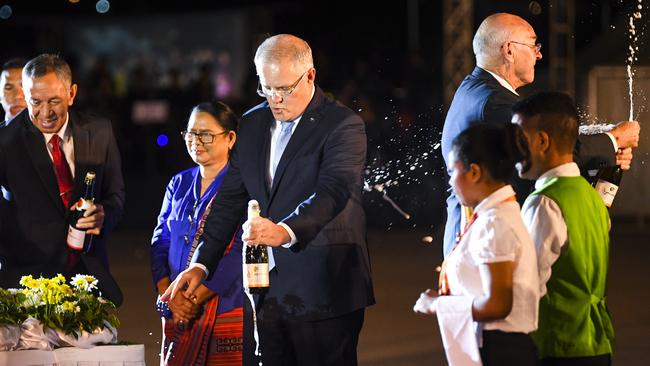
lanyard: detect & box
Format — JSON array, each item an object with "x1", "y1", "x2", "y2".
[{"x1": 438, "y1": 195, "x2": 516, "y2": 295}]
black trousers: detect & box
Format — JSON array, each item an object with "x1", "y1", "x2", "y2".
[
  {"x1": 480, "y1": 330, "x2": 539, "y2": 366},
  {"x1": 243, "y1": 293, "x2": 365, "y2": 366},
  {"x1": 542, "y1": 354, "x2": 611, "y2": 366}
]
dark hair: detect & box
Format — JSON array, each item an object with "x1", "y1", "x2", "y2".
[
  {"x1": 23, "y1": 54, "x2": 72, "y2": 86},
  {"x1": 511, "y1": 91, "x2": 578, "y2": 154},
  {"x1": 451, "y1": 123, "x2": 529, "y2": 182},
  {"x1": 2, "y1": 58, "x2": 26, "y2": 72},
  {"x1": 191, "y1": 100, "x2": 238, "y2": 132}
]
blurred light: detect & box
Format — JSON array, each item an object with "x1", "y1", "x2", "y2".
[
  {"x1": 0, "y1": 5, "x2": 12, "y2": 20},
  {"x1": 69, "y1": 0, "x2": 81, "y2": 4},
  {"x1": 156, "y1": 134, "x2": 169, "y2": 147},
  {"x1": 95, "y1": 0, "x2": 110, "y2": 14},
  {"x1": 528, "y1": 1, "x2": 542, "y2": 15}
]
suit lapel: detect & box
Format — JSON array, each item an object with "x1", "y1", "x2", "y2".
[
  {"x1": 70, "y1": 113, "x2": 90, "y2": 200},
  {"x1": 20, "y1": 117, "x2": 65, "y2": 214},
  {"x1": 257, "y1": 116, "x2": 273, "y2": 200},
  {"x1": 268, "y1": 113, "x2": 318, "y2": 201}
]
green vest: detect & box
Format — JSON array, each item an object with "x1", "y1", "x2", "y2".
[{"x1": 529, "y1": 176, "x2": 614, "y2": 358}]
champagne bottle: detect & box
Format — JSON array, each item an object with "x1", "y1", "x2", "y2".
[
  {"x1": 245, "y1": 200, "x2": 270, "y2": 293},
  {"x1": 593, "y1": 165, "x2": 623, "y2": 208},
  {"x1": 67, "y1": 171, "x2": 96, "y2": 251}
]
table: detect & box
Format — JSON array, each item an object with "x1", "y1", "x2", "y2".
[{"x1": 0, "y1": 344, "x2": 145, "y2": 366}]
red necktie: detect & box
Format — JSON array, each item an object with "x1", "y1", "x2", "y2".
[{"x1": 49, "y1": 134, "x2": 74, "y2": 208}]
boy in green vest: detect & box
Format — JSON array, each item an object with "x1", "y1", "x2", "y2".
[{"x1": 512, "y1": 92, "x2": 614, "y2": 366}]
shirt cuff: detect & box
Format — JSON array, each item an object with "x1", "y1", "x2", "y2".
[
  {"x1": 605, "y1": 132, "x2": 618, "y2": 152},
  {"x1": 279, "y1": 222, "x2": 297, "y2": 248},
  {"x1": 190, "y1": 263, "x2": 209, "y2": 277}
]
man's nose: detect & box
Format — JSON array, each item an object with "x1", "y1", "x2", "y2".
[{"x1": 268, "y1": 92, "x2": 283, "y2": 103}]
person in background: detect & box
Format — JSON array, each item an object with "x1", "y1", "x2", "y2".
[
  {"x1": 0, "y1": 58, "x2": 26, "y2": 124},
  {"x1": 151, "y1": 100, "x2": 243, "y2": 365},
  {"x1": 0, "y1": 54, "x2": 124, "y2": 304},
  {"x1": 440, "y1": 12, "x2": 640, "y2": 257},
  {"x1": 415, "y1": 123, "x2": 539, "y2": 366},
  {"x1": 514, "y1": 92, "x2": 614, "y2": 366},
  {"x1": 163, "y1": 34, "x2": 375, "y2": 366},
  {"x1": 0, "y1": 58, "x2": 27, "y2": 201}
]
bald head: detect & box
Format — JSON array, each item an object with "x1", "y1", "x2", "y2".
[
  {"x1": 473, "y1": 13, "x2": 533, "y2": 69},
  {"x1": 254, "y1": 34, "x2": 314, "y2": 75}
]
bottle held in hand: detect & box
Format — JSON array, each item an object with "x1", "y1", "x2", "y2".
[
  {"x1": 245, "y1": 200, "x2": 270, "y2": 293},
  {"x1": 593, "y1": 166, "x2": 623, "y2": 208},
  {"x1": 67, "y1": 171, "x2": 96, "y2": 252}
]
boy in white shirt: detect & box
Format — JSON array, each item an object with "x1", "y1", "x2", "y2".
[{"x1": 513, "y1": 92, "x2": 614, "y2": 366}]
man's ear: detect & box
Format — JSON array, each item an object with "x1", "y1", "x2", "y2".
[
  {"x1": 468, "y1": 163, "x2": 482, "y2": 183},
  {"x1": 68, "y1": 83, "x2": 78, "y2": 106},
  {"x1": 501, "y1": 42, "x2": 515, "y2": 63},
  {"x1": 538, "y1": 131, "x2": 551, "y2": 153}
]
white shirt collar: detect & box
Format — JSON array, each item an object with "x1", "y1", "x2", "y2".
[
  {"x1": 535, "y1": 162, "x2": 580, "y2": 189},
  {"x1": 474, "y1": 185, "x2": 517, "y2": 215},
  {"x1": 483, "y1": 68, "x2": 519, "y2": 96},
  {"x1": 42, "y1": 113, "x2": 70, "y2": 142}
]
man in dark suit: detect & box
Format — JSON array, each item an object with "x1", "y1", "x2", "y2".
[
  {"x1": 164, "y1": 34, "x2": 374, "y2": 365},
  {"x1": 0, "y1": 54, "x2": 124, "y2": 305},
  {"x1": 441, "y1": 13, "x2": 640, "y2": 256},
  {"x1": 0, "y1": 58, "x2": 26, "y2": 124}
]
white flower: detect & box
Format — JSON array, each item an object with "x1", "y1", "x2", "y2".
[{"x1": 70, "y1": 274, "x2": 98, "y2": 292}]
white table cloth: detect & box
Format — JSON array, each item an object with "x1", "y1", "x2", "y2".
[{"x1": 0, "y1": 344, "x2": 145, "y2": 366}]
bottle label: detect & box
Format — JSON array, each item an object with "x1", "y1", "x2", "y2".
[
  {"x1": 76, "y1": 198, "x2": 93, "y2": 211},
  {"x1": 67, "y1": 226, "x2": 85, "y2": 251},
  {"x1": 595, "y1": 179, "x2": 619, "y2": 208},
  {"x1": 246, "y1": 263, "x2": 269, "y2": 288}
]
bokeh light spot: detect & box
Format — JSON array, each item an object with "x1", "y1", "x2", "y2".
[
  {"x1": 157, "y1": 134, "x2": 169, "y2": 147},
  {"x1": 96, "y1": 0, "x2": 110, "y2": 14}
]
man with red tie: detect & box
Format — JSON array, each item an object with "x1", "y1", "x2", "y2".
[{"x1": 0, "y1": 54, "x2": 124, "y2": 305}]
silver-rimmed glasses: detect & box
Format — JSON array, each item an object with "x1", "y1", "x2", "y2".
[
  {"x1": 256, "y1": 70, "x2": 308, "y2": 98},
  {"x1": 510, "y1": 41, "x2": 542, "y2": 53}
]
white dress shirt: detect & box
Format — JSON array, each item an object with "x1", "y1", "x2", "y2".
[
  {"x1": 521, "y1": 162, "x2": 608, "y2": 297},
  {"x1": 484, "y1": 68, "x2": 519, "y2": 96},
  {"x1": 445, "y1": 185, "x2": 540, "y2": 334},
  {"x1": 42, "y1": 114, "x2": 75, "y2": 177}
]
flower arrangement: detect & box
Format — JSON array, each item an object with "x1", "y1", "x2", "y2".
[
  {"x1": 16, "y1": 274, "x2": 120, "y2": 337},
  {"x1": 0, "y1": 274, "x2": 120, "y2": 350}
]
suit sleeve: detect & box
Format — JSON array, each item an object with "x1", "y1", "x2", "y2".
[
  {"x1": 201, "y1": 229, "x2": 243, "y2": 296},
  {"x1": 194, "y1": 140, "x2": 248, "y2": 277},
  {"x1": 282, "y1": 113, "x2": 367, "y2": 244},
  {"x1": 100, "y1": 122, "x2": 125, "y2": 234},
  {"x1": 574, "y1": 134, "x2": 616, "y2": 174}
]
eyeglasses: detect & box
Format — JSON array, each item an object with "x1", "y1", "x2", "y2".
[
  {"x1": 510, "y1": 41, "x2": 542, "y2": 53},
  {"x1": 256, "y1": 70, "x2": 308, "y2": 98},
  {"x1": 181, "y1": 130, "x2": 229, "y2": 144}
]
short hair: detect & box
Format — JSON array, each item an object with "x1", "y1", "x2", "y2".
[
  {"x1": 452, "y1": 123, "x2": 529, "y2": 182},
  {"x1": 473, "y1": 13, "x2": 522, "y2": 68},
  {"x1": 254, "y1": 34, "x2": 314, "y2": 74},
  {"x1": 191, "y1": 100, "x2": 239, "y2": 132},
  {"x1": 511, "y1": 91, "x2": 578, "y2": 154},
  {"x1": 22, "y1": 54, "x2": 72, "y2": 87},
  {"x1": 2, "y1": 58, "x2": 26, "y2": 72}
]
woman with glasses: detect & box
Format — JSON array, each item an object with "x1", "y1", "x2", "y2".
[{"x1": 150, "y1": 100, "x2": 243, "y2": 365}]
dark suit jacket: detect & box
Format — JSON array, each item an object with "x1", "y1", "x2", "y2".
[
  {"x1": 194, "y1": 87, "x2": 375, "y2": 321},
  {"x1": 440, "y1": 67, "x2": 615, "y2": 256},
  {"x1": 0, "y1": 109, "x2": 125, "y2": 305}
]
